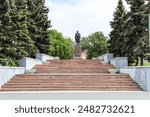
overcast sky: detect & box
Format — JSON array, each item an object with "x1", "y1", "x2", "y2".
[{"x1": 45, "y1": 0, "x2": 128, "y2": 39}]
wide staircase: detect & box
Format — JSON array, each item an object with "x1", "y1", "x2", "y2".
[{"x1": 0, "y1": 59, "x2": 141, "y2": 91}]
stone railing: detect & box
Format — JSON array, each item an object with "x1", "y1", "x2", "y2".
[
  {"x1": 0, "y1": 53, "x2": 54, "y2": 88},
  {"x1": 19, "y1": 57, "x2": 43, "y2": 70},
  {"x1": 110, "y1": 57, "x2": 128, "y2": 69},
  {"x1": 36, "y1": 53, "x2": 54, "y2": 62},
  {"x1": 120, "y1": 67, "x2": 150, "y2": 91},
  {"x1": 99, "y1": 53, "x2": 113, "y2": 63},
  {"x1": 99, "y1": 53, "x2": 127, "y2": 68},
  {"x1": 99, "y1": 53, "x2": 150, "y2": 91},
  {"x1": 0, "y1": 67, "x2": 26, "y2": 88}
]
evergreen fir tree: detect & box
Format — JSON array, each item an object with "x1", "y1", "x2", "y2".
[
  {"x1": 0, "y1": 0, "x2": 17, "y2": 66},
  {"x1": 124, "y1": 0, "x2": 147, "y2": 65},
  {"x1": 133, "y1": 1, "x2": 150, "y2": 65},
  {"x1": 14, "y1": 0, "x2": 37, "y2": 57},
  {"x1": 109, "y1": 0, "x2": 127, "y2": 57},
  {"x1": 27, "y1": 0, "x2": 51, "y2": 54}
]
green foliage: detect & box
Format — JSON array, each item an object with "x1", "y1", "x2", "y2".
[
  {"x1": 0, "y1": 0, "x2": 18, "y2": 66},
  {"x1": 49, "y1": 30, "x2": 73, "y2": 59},
  {"x1": 27, "y1": 0, "x2": 51, "y2": 54},
  {"x1": 0, "y1": 0, "x2": 51, "y2": 66},
  {"x1": 109, "y1": 0, "x2": 127, "y2": 57},
  {"x1": 81, "y1": 32, "x2": 108, "y2": 59},
  {"x1": 0, "y1": 57, "x2": 16, "y2": 66},
  {"x1": 123, "y1": 0, "x2": 149, "y2": 65},
  {"x1": 109, "y1": 0, "x2": 150, "y2": 66},
  {"x1": 14, "y1": 0, "x2": 36, "y2": 58}
]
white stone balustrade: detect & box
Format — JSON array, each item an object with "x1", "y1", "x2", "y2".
[
  {"x1": 19, "y1": 57, "x2": 43, "y2": 70},
  {"x1": 99, "y1": 53, "x2": 113, "y2": 63},
  {"x1": 36, "y1": 53, "x2": 54, "y2": 62},
  {"x1": 120, "y1": 67, "x2": 150, "y2": 91},
  {"x1": 110, "y1": 57, "x2": 128, "y2": 69},
  {"x1": 100, "y1": 53, "x2": 150, "y2": 91},
  {"x1": 0, "y1": 67, "x2": 26, "y2": 88},
  {"x1": 0, "y1": 53, "x2": 54, "y2": 88}
]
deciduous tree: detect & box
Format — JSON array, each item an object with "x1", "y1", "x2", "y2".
[{"x1": 81, "y1": 32, "x2": 108, "y2": 59}]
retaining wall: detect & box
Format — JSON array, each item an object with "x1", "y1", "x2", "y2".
[
  {"x1": 0, "y1": 53, "x2": 54, "y2": 88},
  {"x1": 100, "y1": 53, "x2": 150, "y2": 91}
]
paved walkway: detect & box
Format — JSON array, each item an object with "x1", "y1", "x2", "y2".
[{"x1": 0, "y1": 91, "x2": 150, "y2": 100}]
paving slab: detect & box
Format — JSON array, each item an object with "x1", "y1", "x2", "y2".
[{"x1": 0, "y1": 91, "x2": 150, "y2": 100}]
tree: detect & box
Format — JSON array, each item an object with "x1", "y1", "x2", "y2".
[
  {"x1": 0, "y1": 0, "x2": 17, "y2": 66},
  {"x1": 123, "y1": 0, "x2": 148, "y2": 65},
  {"x1": 0, "y1": 0, "x2": 51, "y2": 66},
  {"x1": 13, "y1": 0, "x2": 36, "y2": 58},
  {"x1": 109, "y1": 0, "x2": 127, "y2": 57},
  {"x1": 133, "y1": 1, "x2": 150, "y2": 65},
  {"x1": 27, "y1": 0, "x2": 51, "y2": 54},
  {"x1": 81, "y1": 32, "x2": 108, "y2": 59},
  {"x1": 50, "y1": 30, "x2": 73, "y2": 59}
]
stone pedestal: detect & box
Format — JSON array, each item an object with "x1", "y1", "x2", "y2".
[{"x1": 74, "y1": 44, "x2": 82, "y2": 59}]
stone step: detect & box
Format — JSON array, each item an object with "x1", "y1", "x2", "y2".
[
  {"x1": 35, "y1": 68, "x2": 109, "y2": 73},
  {"x1": 8, "y1": 80, "x2": 135, "y2": 83},
  {"x1": 8, "y1": 76, "x2": 134, "y2": 82},
  {"x1": 4, "y1": 82, "x2": 138, "y2": 87},
  {"x1": 0, "y1": 87, "x2": 141, "y2": 91},
  {"x1": 11, "y1": 75, "x2": 130, "y2": 80},
  {"x1": 14, "y1": 73, "x2": 129, "y2": 77},
  {"x1": 9, "y1": 78, "x2": 134, "y2": 83},
  {"x1": 0, "y1": 59, "x2": 142, "y2": 92},
  {"x1": 47, "y1": 60, "x2": 102, "y2": 65},
  {"x1": 34, "y1": 65, "x2": 114, "y2": 69},
  {"x1": 2, "y1": 85, "x2": 139, "y2": 88},
  {"x1": 9, "y1": 75, "x2": 131, "y2": 80}
]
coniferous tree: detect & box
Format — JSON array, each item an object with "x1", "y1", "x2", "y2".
[
  {"x1": 0, "y1": 0, "x2": 17, "y2": 66},
  {"x1": 27, "y1": 0, "x2": 51, "y2": 54},
  {"x1": 14, "y1": 0, "x2": 37, "y2": 58},
  {"x1": 121, "y1": 13, "x2": 134, "y2": 64},
  {"x1": 132, "y1": 1, "x2": 150, "y2": 65},
  {"x1": 123, "y1": 0, "x2": 147, "y2": 65},
  {"x1": 0, "y1": 0, "x2": 51, "y2": 66},
  {"x1": 109, "y1": 0, "x2": 127, "y2": 57}
]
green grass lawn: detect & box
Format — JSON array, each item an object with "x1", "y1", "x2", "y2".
[
  {"x1": 143, "y1": 62, "x2": 150, "y2": 66},
  {"x1": 131, "y1": 61, "x2": 150, "y2": 66}
]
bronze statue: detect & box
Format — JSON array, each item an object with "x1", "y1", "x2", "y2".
[{"x1": 75, "y1": 31, "x2": 81, "y2": 44}]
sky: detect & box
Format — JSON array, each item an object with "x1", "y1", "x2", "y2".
[{"x1": 45, "y1": 0, "x2": 128, "y2": 39}]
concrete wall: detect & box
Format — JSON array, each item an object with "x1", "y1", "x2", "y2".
[
  {"x1": 100, "y1": 53, "x2": 150, "y2": 91},
  {"x1": 19, "y1": 57, "x2": 43, "y2": 70},
  {"x1": 0, "y1": 53, "x2": 54, "y2": 88},
  {"x1": 120, "y1": 67, "x2": 150, "y2": 91},
  {"x1": 36, "y1": 53, "x2": 54, "y2": 62},
  {"x1": 99, "y1": 53, "x2": 113, "y2": 63},
  {"x1": 0, "y1": 67, "x2": 26, "y2": 87},
  {"x1": 110, "y1": 57, "x2": 128, "y2": 69},
  {"x1": 100, "y1": 53, "x2": 128, "y2": 69}
]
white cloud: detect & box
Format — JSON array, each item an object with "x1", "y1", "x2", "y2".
[{"x1": 45, "y1": 0, "x2": 128, "y2": 40}]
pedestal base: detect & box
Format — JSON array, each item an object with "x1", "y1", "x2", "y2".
[{"x1": 74, "y1": 44, "x2": 82, "y2": 58}]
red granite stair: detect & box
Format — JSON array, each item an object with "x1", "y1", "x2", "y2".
[{"x1": 0, "y1": 59, "x2": 142, "y2": 91}]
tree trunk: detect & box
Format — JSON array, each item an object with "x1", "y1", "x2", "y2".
[
  {"x1": 148, "y1": 56, "x2": 150, "y2": 62},
  {"x1": 140, "y1": 55, "x2": 144, "y2": 66},
  {"x1": 135, "y1": 57, "x2": 139, "y2": 66}
]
